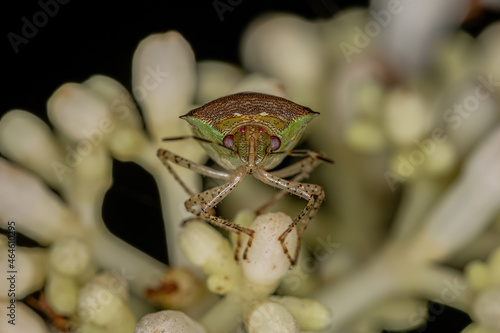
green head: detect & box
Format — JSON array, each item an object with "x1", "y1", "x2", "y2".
[{"x1": 181, "y1": 92, "x2": 318, "y2": 171}]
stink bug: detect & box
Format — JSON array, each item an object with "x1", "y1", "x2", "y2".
[{"x1": 157, "y1": 92, "x2": 333, "y2": 267}]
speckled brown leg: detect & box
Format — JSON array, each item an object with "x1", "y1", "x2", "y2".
[
  {"x1": 157, "y1": 148, "x2": 232, "y2": 195},
  {"x1": 255, "y1": 151, "x2": 325, "y2": 215},
  {"x1": 158, "y1": 148, "x2": 256, "y2": 261},
  {"x1": 182, "y1": 171, "x2": 255, "y2": 261},
  {"x1": 253, "y1": 168, "x2": 324, "y2": 267}
]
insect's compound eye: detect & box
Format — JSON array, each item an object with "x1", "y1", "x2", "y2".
[
  {"x1": 270, "y1": 136, "x2": 281, "y2": 151},
  {"x1": 223, "y1": 135, "x2": 234, "y2": 148},
  {"x1": 240, "y1": 127, "x2": 246, "y2": 133}
]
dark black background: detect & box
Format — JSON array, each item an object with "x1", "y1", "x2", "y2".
[{"x1": 3, "y1": 1, "x2": 496, "y2": 332}]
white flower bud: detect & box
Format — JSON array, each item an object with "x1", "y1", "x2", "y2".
[
  {"x1": 196, "y1": 61, "x2": 244, "y2": 104},
  {"x1": 45, "y1": 273, "x2": 79, "y2": 316},
  {"x1": 84, "y1": 75, "x2": 150, "y2": 161},
  {"x1": 105, "y1": 126, "x2": 149, "y2": 161},
  {"x1": 240, "y1": 212, "x2": 297, "y2": 288},
  {"x1": 466, "y1": 246, "x2": 500, "y2": 291},
  {"x1": 465, "y1": 261, "x2": 490, "y2": 292},
  {"x1": 0, "y1": 301, "x2": 50, "y2": 333},
  {"x1": 345, "y1": 120, "x2": 386, "y2": 153},
  {"x1": 269, "y1": 296, "x2": 332, "y2": 331},
  {"x1": 241, "y1": 14, "x2": 324, "y2": 90},
  {"x1": 132, "y1": 31, "x2": 196, "y2": 141},
  {"x1": 47, "y1": 83, "x2": 112, "y2": 142},
  {"x1": 0, "y1": 236, "x2": 46, "y2": 300},
  {"x1": 241, "y1": 14, "x2": 324, "y2": 107},
  {"x1": 180, "y1": 221, "x2": 236, "y2": 271},
  {"x1": 422, "y1": 140, "x2": 457, "y2": 177},
  {"x1": 206, "y1": 273, "x2": 237, "y2": 295},
  {"x1": 319, "y1": 8, "x2": 367, "y2": 64},
  {"x1": 49, "y1": 238, "x2": 91, "y2": 277},
  {"x1": 383, "y1": 88, "x2": 429, "y2": 146},
  {"x1": 0, "y1": 158, "x2": 80, "y2": 244},
  {"x1": 472, "y1": 288, "x2": 500, "y2": 329},
  {"x1": 70, "y1": 145, "x2": 111, "y2": 188},
  {"x1": 135, "y1": 310, "x2": 206, "y2": 333},
  {"x1": 91, "y1": 271, "x2": 129, "y2": 302},
  {"x1": 230, "y1": 74, "x2": 287, "y2": 98},
  {"x1": 84, "y1": 75, "x2": 143, "y2": 129},
  {"x1": 356, "y1": 80, "x2": 385, "y2": 117},
  {"x1": 179, "y1": 221, "x2": 239, "y2": 294},
  {"x1": 244, "y1": 300, "x2": 300, "y2": 333},
  {"x1": 0, "y1": 110, "x2": 64, "y2": 187},
  {"x1": 78, "y1": 275, "x2": 136, "y2": 330}
]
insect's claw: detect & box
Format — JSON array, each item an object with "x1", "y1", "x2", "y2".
[
  {"x1": 285, "y1": 252, "x2": 298, "y2": 269},
  {"x1": 242, "y1": 244, "x2": 249, "y2": 261},
  {"x1": 241, "y1": 230, "x2": 254, "y2": 262}
]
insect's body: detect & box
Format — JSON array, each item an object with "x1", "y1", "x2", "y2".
[
  {"x1": 158, "y1": 92, "x2": 332, "y2": 267},
  {"x1": 182, "y1": 92, "x2": 319, "y2": 171}
]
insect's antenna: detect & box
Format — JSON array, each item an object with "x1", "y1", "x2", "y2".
[
  {"x1": 317, "y1": 155, "x2": 335, "y2": 164},
  {"x1": 162, "y1": 135, "x2": 212, "y2": 143},
  {"x1": 162, "y1": 136, "x2": 237, "y2": 153},
  {"x1": 270, "y1": 150, "x2": 335, "y2": 164}
]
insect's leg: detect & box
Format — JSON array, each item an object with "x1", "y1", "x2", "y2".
[
  {"x1": 271, "y1": 149, "x2": 334, "y2": 165},
  {"x1": 253, "y1": 168, "x2": 324, "y2": 267},
  {"x1": 184, "y1": 171, "x2": 255, "y2": 261},
  {"x1": 255, "y1": 151, "x2": 324, "y2": 215},
  {"x1": 157, "y1": 148, "x2": 232, "y2": 197},
  {"x1": 271, "y1": 150, "x2": 330, "y2": 178},
  {"x1": 157, "y1": 149, "x2": 232, "y2": 180}
]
